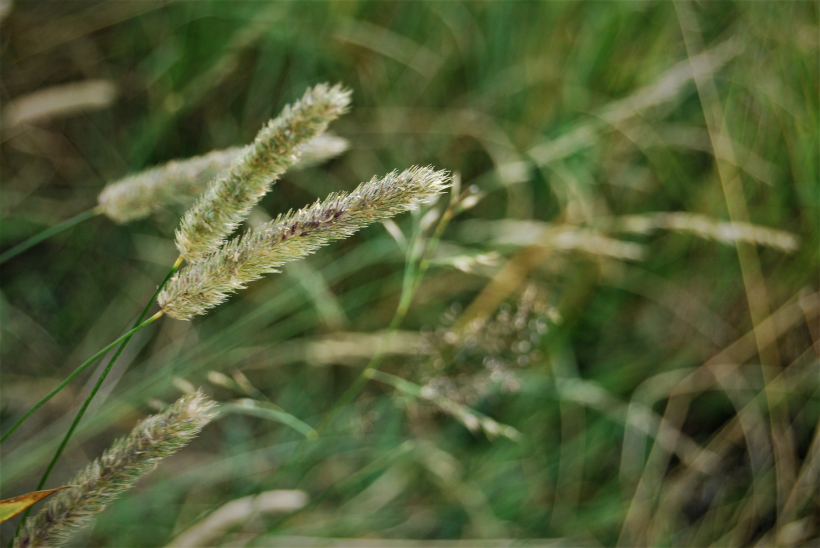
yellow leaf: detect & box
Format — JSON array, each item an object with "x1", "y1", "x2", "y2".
[{"x1": 0, "y1": 487, "x2": 69, "y2": 523}]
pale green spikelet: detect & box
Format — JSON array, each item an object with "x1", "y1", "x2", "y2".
[
  {"x1": 98, "y1": 147, "x2": 244, "y2": 224},
  {"x1": 159, "y1": 166, "x2": 451, "y2": 320},
  {"x1": 97, "y1": 134, "x2": 349, "y2": 224},
  {"x1": 175, "y1": 83, "x2": 351, "y2": 263},
  {"x1": 14, "y1": 391, "x2": 217, "y2": 548}
]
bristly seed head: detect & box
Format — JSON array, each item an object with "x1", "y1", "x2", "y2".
[
  {"x1": 175, "y1": 84, "x2": 351, "y2": 263},
  {"x1": 14, "y1": 391, "x2": 216, "y2": 548},
  {"x1": 159, "y1": 166, "x2": 451, "y2": 320},
  {"x1": 97, "y1": 134, "x2": 349, "y2": 224}
]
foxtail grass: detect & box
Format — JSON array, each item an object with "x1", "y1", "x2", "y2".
[
  {"x1": 14, "y1": 391, "x2": 216, "y2": 548},
  {"x1": 175, "y1": 83, "x2": 351, "y2": 263},
  {"x1": 98, "y1": 134, "x2": 349, "y2": 224},
  {"x1": 159, "y1": 166, "x2": 451, "y2": 320}
]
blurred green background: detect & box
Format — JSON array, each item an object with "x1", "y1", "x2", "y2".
[{"x1": 1, "y1": 1, "x2": 818, "y2": 546}]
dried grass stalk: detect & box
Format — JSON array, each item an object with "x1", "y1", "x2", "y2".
[
  {"x1": 176, "y1": 83, "x2": 351, "y2": 263},
  {"x1": 15, "y1": 391, "x2": 217, "y2": 548},
  {"x1": 98, "y1": 134, "x2": 349, "y2": 224},
  {"x1": 167, "y1": 490, "x2": 308, "y2": 548},
  {"x1": 609, "y1": 212, "x2": 800, "y2": 253},
  {"x1": 159, "y1": 166, "x2": 451, "y2": 320}
]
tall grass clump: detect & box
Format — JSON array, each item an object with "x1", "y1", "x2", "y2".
[{"x1": 1, "y1": 2, "x2": 817, "y2": 547}]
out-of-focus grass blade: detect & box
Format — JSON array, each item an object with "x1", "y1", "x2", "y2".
[
  {"x1": 365, "y1": 369, "x2": 521, "y2": 441},
  {"x1": 220, "y1": 399, "x2": 317, "y2": 439}
]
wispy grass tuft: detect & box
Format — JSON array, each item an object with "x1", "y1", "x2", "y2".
[{"x1": 14, "y1": 391, "x2": 216, "y2": 548}]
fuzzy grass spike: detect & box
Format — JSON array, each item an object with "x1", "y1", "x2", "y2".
[
  {"x1": 159, "y1": 166, "x2": 451, "y2": 320},
  {"x1": 14, "y1": 391, "x2": 217, "y2": 548},
  {"x1": 175, "y1": 83, "x2": 351, "y2": 263},
  {"x1": 98, "y1": 134, "x2": 349, "y2": 224}
]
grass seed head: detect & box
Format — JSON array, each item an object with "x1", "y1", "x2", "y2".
[
  {"x1": 97, "y1": 134, "x2": 349, "y2": 224},
  {"x1": 175, "y1": 83, "x2": 351, "y2": 263},
  {"x1": 159, "y1": 166, "x2": 451, "y2": 320},
  {"x1": 98, "y1": 147, "x2": 245, "y2": 224},
  {"x1": 14, "y1": 391, "x2": 217, "y2": 548}
]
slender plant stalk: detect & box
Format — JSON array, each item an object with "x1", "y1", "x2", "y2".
[
  {"x1": 0, "y1": 311, "x2": 164, "y2": 445},
  {"x1": 0, "y1": 207, "x2": 101, "y2": 266},
  {"x1": 10, "y1": 259, "x2": 181, "y2": 544},
  {"x1": 35, "y1": 259, "x2": 183, "y2": 490},
  {"x1": 414, "y1": 187, "x2": 460, "y2": 287}
]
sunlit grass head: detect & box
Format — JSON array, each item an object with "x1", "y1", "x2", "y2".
[
  {"x1": 159, "y1": 166, "x2": 451, "y2": 320},
  {"x1": 175, "y1": 83, "x2": 351, "y2": 263}
]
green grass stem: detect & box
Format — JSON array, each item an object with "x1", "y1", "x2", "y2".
[
  {"x1": 220, "y1": 401, "x2": 318, "y2": 439},
  {"x1": 10, "y1": 259, "x2": 181, "y2": 544},
  {"x1": 0, "y1": 312, "x2": 164, "y2": 446},
  {"x1": 0, "y1": 207, "x2": 101, "y2": 266}
]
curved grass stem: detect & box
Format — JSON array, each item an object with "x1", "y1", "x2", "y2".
[
  {"x1": 33, "y1": 260, "x2": 182, "y2": 490},
  {"x1": 10, "y1": 258, "x2": 182, "y2": 544},
  {"x1": 0, "y1": 311, "x2": 163, "y2": 446},
  {"x1": 0, "y1": 207, "x2": 101, "y2": 266}
]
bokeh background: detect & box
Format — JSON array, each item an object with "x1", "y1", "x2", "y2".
[{"x1": 1, "y1": 1, "x2": 818, "y2": 546}]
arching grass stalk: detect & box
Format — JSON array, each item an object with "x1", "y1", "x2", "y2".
[
  {"x1": 0, "y1": 207, "x2": 101, "y2": 266},
  {"x1": 0, "y1": 311, "x2": 164, "y2": 445},
  {"x1": 9, "y1": 258, "x2": 182, "y2": 544},
  {"x1": 34, "y1": 258, "x2": 183, "y2": 490}
]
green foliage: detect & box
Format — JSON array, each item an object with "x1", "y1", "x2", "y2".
[{"x1": 1, "y1": 1, "x2": 817, "y2": 547}]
